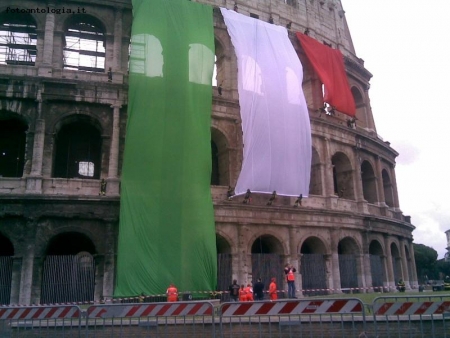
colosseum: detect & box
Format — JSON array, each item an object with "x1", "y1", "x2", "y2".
[{"x1": 0, "y1": 0, "x2": 417, "y2": 305}]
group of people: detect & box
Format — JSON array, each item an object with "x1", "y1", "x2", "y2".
[
  {"x1": 228, "y1": 277, "x2": 278, "y2": 301},
  {"x1": 166, "y1": 263, "x2": 298, "y2": 303}
]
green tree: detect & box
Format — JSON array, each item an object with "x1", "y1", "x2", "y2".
[{"x1": 413, "y1": 243, "x2": 438, "y2": 281}]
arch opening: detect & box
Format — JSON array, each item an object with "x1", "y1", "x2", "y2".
[
  {"x1": 0, "y1": 116, "x2": 27, "y2": 178},
  {"x1": 301, "y1": 237, "x2": 327, "y2": 296}
]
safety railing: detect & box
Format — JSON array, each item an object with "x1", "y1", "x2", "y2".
[
  {"x1": 1, "y1": 296, "x2": 450, "y2": 337},
  {"x1": 218, "y1": 298, "x2": 366, "y2": 338},
  {"x1": 371, "y1": 294, "x2": 450, "y2": 338},
  {"x1": 0, "y1": 304, "x2": 83, "y2": 337}
]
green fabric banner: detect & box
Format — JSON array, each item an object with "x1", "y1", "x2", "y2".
[{"x1": 115, "y1": 0, "x2": 217, "y2": 297}]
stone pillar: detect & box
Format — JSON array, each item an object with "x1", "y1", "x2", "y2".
[
  {"x1": 19, "y1": 221, "x2": 36, "y2": 305},
  {"x1": 102, "y1": 222, "x2": 116, "y2": 300},
  {"x1": 26, "y1": 93, "x2": 45, "y2": 194},
  {"x1": 383, "y1": 235, "x2": 395, "y2": 291},
  {"x1": 237, "y1": 224, "x2": 250, "y2": 284},
  {"x1": 361, "y1": 232, "x2": 373, "y2": 293},
  {"x1": 113, "y1": 9, "x2": 123, "y2": 72},
  {"x1": 353, "y1": 149, "x2": 367, "y2": 213},
  {"x1": 408, "y1": 240, "x2": 418, "y2": 287},
  {"x1": 106, "y1": 103, "x2": 122, "y2": 195},
  {"x1": 94, "y1": 255, "x2": 105, "y2": 302},
  {"x1": 390, "y1": 165, "x2": 400, "y2": 209},
  {"x1": 399, "y1": 238, "x2": 408, "y2": 284},
  {"x1": 38, "y1": 4, "x2": 55, "y2": 76},
  {"x1": 322, "y1": 138, "x2": 334, "y2": 197},
  {"x1": 329, "y1": 229, "x2": 342, "y2": 293},
  {"x1": 10, "y1": 257, "x2": 23, "y2": 304},
  {"x1": 288, "y1": 227, "x2": 301, "y2": 296},
  {"x1": 375, "y1": 156, "x2": 386, "y2": 205}
]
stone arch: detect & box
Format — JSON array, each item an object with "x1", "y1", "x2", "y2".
[
  {"x1": 361, "y1": 160, "x2": 378, "y2": 203},
  {"x1": 0, "y1": 232, "x2": 14, "y2": 305},
  {"x1": 52, "y1": 114, "x2": 103, "y2": 179},
  {"x1": 390, "y1": 242, "x2": 402, "y2": 283},
  {"x1": 309, "y1": 146, "x2": 322, "y2": 195},
  {"x1": 0, "y1": 10, "x2": 37, "y2": 66},
  {"x1": 251, "y1": 234, "x2": 284, "y2": 288},
  {"x1": 216, "y1": 233, "x2": 232, "y2": 292},
  {"x1": 211, "y1": 126, "x2": 230, "y2": 186},
  {"x1": 382, "y1": 169, "x2": 394, "y2": 207},
  {"x1": 369, "y1": 239, "x2": 385, "y2": 290},
  {"x1": 0, "y1": 113, "x2": 28, "y2": 178},
  {"x1": 300, "y1": 236, "x2": 327, "y2": 295},
  {"x1": 40, "y1": 231, "x2": 96, "y2": 304},
  {"x1": 351, "y1": 86, "x2": 366, "y2": 127},
  {"x1": 62, "y1": 14, "x2": 106, "y2": 72},
  {"x1": 338, "y1": 236, "x2": 361, "y2": 292},
  {"x1": 331, "y1": 151, "x2": 355, "y2": 200}
]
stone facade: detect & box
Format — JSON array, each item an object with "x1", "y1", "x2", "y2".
[{"x1": 0, "y1": 0, "x2": 417, "y2": 305}]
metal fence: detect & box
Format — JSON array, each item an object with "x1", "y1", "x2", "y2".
[
  {"x1": 40, "y1": 254, "x2": 95, "y2": 304},
  {"x1": 1, "y1": 296, "x2": 450, "y2": 337},
  {"x1": 0, "y1": 256, "x2": 12, "y2": 305},
  {"x1": 219, "y1": 298, "x2": 366, "y2": 338},
  {"x1": 371, "y1": 294, "x2": 450, "y2": 338}
]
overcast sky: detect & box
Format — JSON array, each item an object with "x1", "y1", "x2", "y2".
[{"x1": 342, "y1": 1, "x2": 450, "y2": 258}]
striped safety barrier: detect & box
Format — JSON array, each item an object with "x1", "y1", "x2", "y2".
[
  {"x1": 219, "y1": 299, "x2": 363, "y2": 316},
  {"x1": 374, "y1": 301, "x2": 450, "y2": 316},
  {"x1": 87, "y1": 301, "x2": 214, "y2": 318},
  {"x1": 0, "y1": 305, "x2": 81, "y2": 320}
]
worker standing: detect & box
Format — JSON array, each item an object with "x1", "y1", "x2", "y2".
[
  {"x1": 269, "y1": 277, "x2": 278, "y2": 301},
  {"x1": 166, "y1": 283, "x2": 178, "y2": 302}
]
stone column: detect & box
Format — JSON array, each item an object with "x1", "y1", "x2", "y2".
[
  {"x1": 10, "y1": 257, "x2": 23, "y2": 304},
  {"x1": 390, "y1": 165, "x2": 400, "y2": 209},
  {"x1": 102, "y1": 221, "x2": 116, "y2": 300},
  {"x1": 329, "y1": 228, "x2": 342, "y2": 293},
  {"x1": 353, "y1": 148, "x2": 367, "y2": 214},
  {"x1": 26, "y1": 90, "x2": 45, "y2": 193},
  {"x1": 237, "y1": 224, "x2": 249, "y2": 284},
  {"x1": 19, "y1": 221, "x2": 36, "y2": 305},
  {"x1": 106, "y1": 103, "x2": 122, "y2": 195},
  {"x1": 399, "y1": 238, "x2": 408, "y2": 283},
  {"x1": 38, "y1": 4, "x2": 55, "y2": 76},
  {"x1": 288, "y1": 227, "x2": 301, "y2": 296},
  {"x1": 94, "y1": 255, "x2": 105, "y2": 302},
  {"x1": 383, "y1": 235, "x2": 395, "y2": 291},
  {"x1": 361, "y1": 232, "x2": 373, "y2": 293},
  {"x1": 408, "y1": 240, "x2": 418, "y2": 287},
  {"x1": 322, "y1": 138, "x2": 334, "y2": 197},
  {"x1": 113, "y1": 9, "x2": 123, "y2": 72},
  {"x1": 375, "y1": 156, "x2": 386, "y2": 205}
]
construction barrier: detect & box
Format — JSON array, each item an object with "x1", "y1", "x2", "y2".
[
  {"x1": 0, "y1": 305, "x2": 82, "y2": 337},
  {"x1": 1, "y1": 296, "x2": 450, "y2": 337},
  {"x1": 85, "y1": 301, "x2": 216, "y2": 338},
  {"x1": 371, "y1": 295, "x2": 450, "y2": 338},
  {"x1": 218, "y1": 298, "x2": 366, "y2": 338}
]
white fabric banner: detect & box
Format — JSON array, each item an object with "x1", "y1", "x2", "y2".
[{"x1": 221, "y1": 8, "x2": 311, "y2": 197}]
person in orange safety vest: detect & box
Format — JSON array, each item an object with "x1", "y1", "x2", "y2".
[
  {"x1": 166, "y1": 283, "x2": 178, "y2": 302},
  {"x1": 284, "y1": 263, "x2": 297, "y2": 298},
  {"x1": 244, "y1": 283, "x2": 254, "y2": 301},
  {"x1": 269, "y1": 277, "x2": 278, "y2": 301},
  {"x1": 239, "y1": 284, "x2": 247, "y2": 301}
]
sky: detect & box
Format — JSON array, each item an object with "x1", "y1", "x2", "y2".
[{"x1": 342, "y1": 1, "x2": 450, "y2": 258}]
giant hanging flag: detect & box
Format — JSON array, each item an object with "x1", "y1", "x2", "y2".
[
  {"x1": 115, "y1": 0, "x2": 217, "y2": 297},
  {"x1": 221, "y1": 8, "x2": 311, "y2": 197},
  {"x1": 296, "y1": 33, "x2": 356, "y2": 117}
]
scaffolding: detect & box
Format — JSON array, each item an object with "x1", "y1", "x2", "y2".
[
  {"x1": 0, "y1": 15, "x2": 37, "y2": 66},
  {"x1": 63, "y1": 21, "x2": 105, "y2": 72}
]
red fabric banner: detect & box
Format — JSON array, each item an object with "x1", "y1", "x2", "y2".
[{"x1": 296, "y1": 32, "x2": 355, "y2": 117}]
